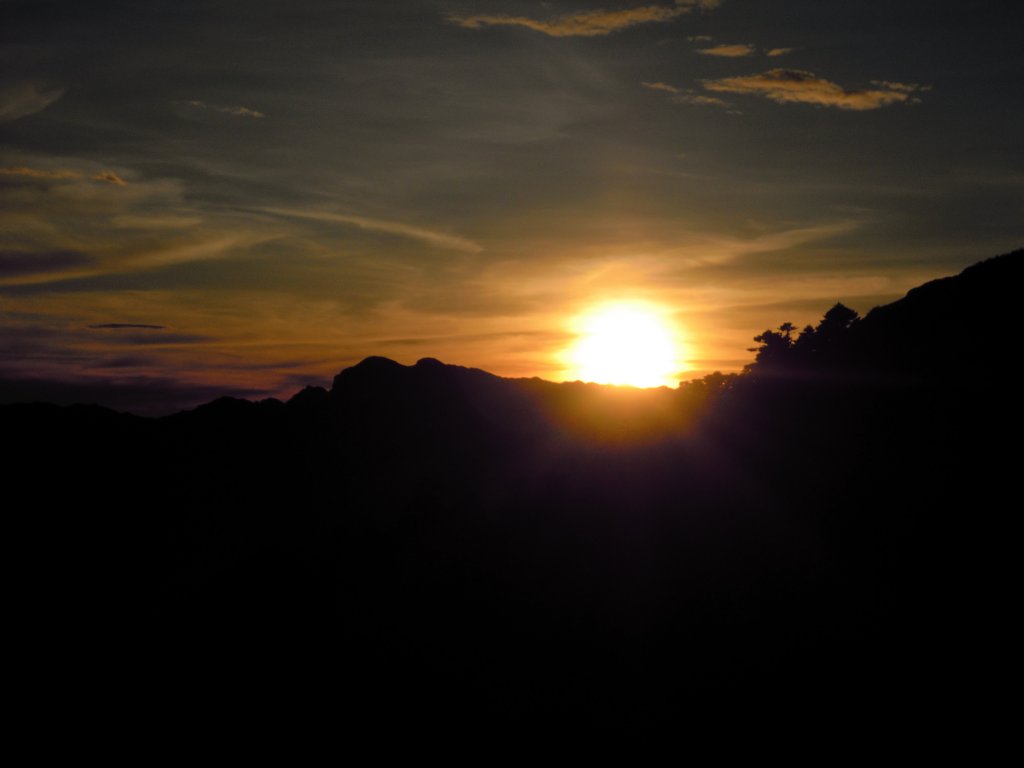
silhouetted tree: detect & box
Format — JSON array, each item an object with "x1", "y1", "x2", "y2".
[
  {"x1": 747, "y1": 323, "x2": 797, "y2": 372},
  {"x1": 748, "y1": 304, "x2": 861, "y2": 374},
  {"x1": 817, "y1": 303, "x2": 859, "y2": 339},
  {"x1": 803, "y1": 303, "x2": 859, "y2": 367},
  {"x1": 679, "y1": 371, "x2": 739, "y2": 406}
]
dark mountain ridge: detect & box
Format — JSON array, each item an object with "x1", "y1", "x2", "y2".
[
  {"x1": 854, "y1": 250, "x2": 1021, "y2": 379},
  {"x1": 4, "y1": 248, "x2": 1019, "y2": 732}
]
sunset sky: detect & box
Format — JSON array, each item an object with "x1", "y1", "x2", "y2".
[{"x1": 2, "y1": 0, "x2": 1021, "y2": 412}]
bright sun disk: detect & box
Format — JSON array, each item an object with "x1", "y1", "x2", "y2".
[{"x1": 564, "y1": 302, "x2": 685, "y2": 388}]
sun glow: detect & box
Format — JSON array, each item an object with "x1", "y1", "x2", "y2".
[{"x1": 563, "y1": 301, "x2": 686, "y2": 388}]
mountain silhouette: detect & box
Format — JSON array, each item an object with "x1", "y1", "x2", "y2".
[
  {"x1": 3, "y1": 248, "x2": 1019, "y2": 732},
  {"x1": 744, "y1": 248, "x2": 1022, "y2": 382},
  {"x1": 856, "y1": 250, "x2": 1022, "y2": 379}
]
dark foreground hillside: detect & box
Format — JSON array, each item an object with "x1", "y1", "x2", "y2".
[{"x1": 5, "y1": 250, "x2": 1020, "y2": 733}]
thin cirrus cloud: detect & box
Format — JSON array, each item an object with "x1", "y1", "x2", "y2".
[
  {"x1": 0, "y1": 235, "x2": 261, "y2": 287},
  {"x1": 0, "y1": 166, "x2": 81, "y2": 180},
  {"x1": 263, "y1": 208, "x2": 483, "y2": 254},
  {"x1": 88, "y1": 323, "x2": 167, "y2": 330},
  {"x1": 187, "y1": 100, "x2": 265, "y2": 118},
  {"x1": 1, "y1": 166, "x2": 131, "y2": 185},
  {"x1": 449, "y1": 0, "x2": 720, "y2": 38},
  {"x1": 642, "y1": 82, "x2": 731, "y2": 108},
  {"x1": 0, "y1": 82, "x2": 64, "y2": 123},
  {"x1": 111, "y1": 214, "x2": 203, "y2": 230},
  {"x1": 697, "y1": 43, "x2": 756, "y2": 57},
  {"x1": 642, "y1": 82, "x2": 684, "y2": 95},
  {"x1": 93, "y1": 171, "x2": 128, "y2": 186},
  {"x1": 703, "y1": 69, "x2": 926, "y2": 110}
]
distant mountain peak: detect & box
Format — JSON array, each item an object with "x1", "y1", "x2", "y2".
[
  {"x1": 415, "y1": 357, "x2": 445, "y2": 369},
  {"x1": 350, "y1": 356, "x2": 404, "y2": 371}
]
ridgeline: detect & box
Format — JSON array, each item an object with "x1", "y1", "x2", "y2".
[{"x1": 5, "y1": 249, "x2": 1020, "y2": 732}]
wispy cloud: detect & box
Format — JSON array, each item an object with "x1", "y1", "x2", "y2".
[
  {"x1": 88, "y1": 323, "x2": 166, "y2": 330},
  {"x1": 703, "y1": 69, "x2": 926, "y2": 110},
  {"x1": 0, "y1": 237, "x2": 263, "y2": 288},
  {"x1": 93, "y1": 171, "x2": 128, "y2": 186},
  {"x1": 872, "y1": 80, "x2": 928, "y2": 93},
  {"x1": 127, "y1": 234, "x2": 268, "y2": 269},
  {"x1": 450, "y1": 1, "x2": 719, "y2": 38},
  {"x1": 680, "y1": 94, "x2": 732, "y2": 107},
  {"x1": 689, "y1": 39, "x2": 792, "y2": 58},
  {"x1": 0, "y1": 166, "x2": 80, "y2": 180},
  {"x1": 0, "y1": 155, "x2": 257, "y2": 287},
  {"x1": 697, "y1": 43, "x2": 756, "y2": 57},
  {"x1": 659, "y1": 220, "x2": 862, "y2": 269},
  {"x1": 4, "y1": 166, "x2": 132, "y2": 186},
  {"x1": 187, "y1": 100, "x2": 265, "y2": 118},
  {"x1": 0, "y1": 82, "x2": 64, "y2": 123},
  {"x1": 111, "y1": 214, "x2": 203, "y2": 230},
  {"x1": 642, "y1": 82, "x2": 731, "y2": 108},
  {"x1": 642, "y1": 81, "x2": 684, "y2": 95},
  {"x1": 263, "y1": 208, "x2": 482, "y2": 254}
]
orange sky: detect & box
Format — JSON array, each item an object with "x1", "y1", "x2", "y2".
[{"x1": 2, "y1": 1, "x2": 1021, "y2": 412}]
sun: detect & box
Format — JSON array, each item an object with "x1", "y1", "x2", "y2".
[{"x1": 563, "y1": 301, "x2": 686, "y2": 388}]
